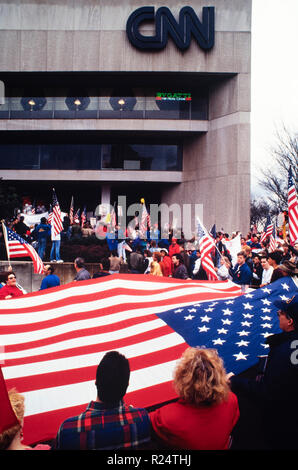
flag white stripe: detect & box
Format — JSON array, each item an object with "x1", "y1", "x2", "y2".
[
  {"x1": 23, "y1": 359, "x2": 178, "y2": 416},
  {"x1": 3, "y1": 332, "x2": 184, "y2": 379}
]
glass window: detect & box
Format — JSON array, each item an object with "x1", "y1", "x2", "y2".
[
  {"x1": 40, "y1": 145, "x2": 101, "y2": 169},
  {"x1": 0, "y1": 143, "x2": 181, "y2": 171},
  {"x1": 0, "y1": 145, "x2": 39, "y2": 169},
  {"x1": 101, "y1": 144, "x2": 181, "y2": 171}
]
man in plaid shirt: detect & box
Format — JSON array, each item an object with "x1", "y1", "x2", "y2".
[{"x1": 55, "y1": 351, "x2": 151, "y2": 450}]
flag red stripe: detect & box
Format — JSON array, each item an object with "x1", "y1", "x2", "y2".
[
  {"x1": 5, "y1": 343, "x2": 187, "y2": 393},
  {"x1": 6, "y1": 253, "x2": 29, "y2": 259},
  {"x1": 22, "y1": 381, "x2": 177, "y2": 446}
]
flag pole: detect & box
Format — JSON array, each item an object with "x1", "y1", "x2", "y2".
[{"x1": 1, "y1": 220, "x2": 11, "y2": 270}]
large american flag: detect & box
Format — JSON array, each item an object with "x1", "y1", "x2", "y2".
[
  {"x1": 51, "y1": 189, "x2": 64, "y2": 237},
  {"x1": 2, "y1": 224, "x2": 44, "y2": 274},
  {"x1": 0, "y1": 275, "x2": 297, "y2": 445},
  {"x1": 288, "y1": 166, "x2": 298, "y2": 245},
  {"x1": 0, "y1": 275, "x2": 243, "y2": 445},
  {"x1": 197, "y1": 219, "x2": 218, "y2": 280}
]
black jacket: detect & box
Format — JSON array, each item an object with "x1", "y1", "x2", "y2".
[{"x1": 230, "y1": 330, "x2": 298, "y2": 449}]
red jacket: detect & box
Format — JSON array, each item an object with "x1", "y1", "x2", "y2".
[
  {"x1": 168, "y1": 243, "x2": 180, "y2": 258},
  {"x1": 150, "y1": 392, "x2": 239, "y2": 450},
  {"x1": 160, "y1": 256, "x2": 172, "y2": 277}
]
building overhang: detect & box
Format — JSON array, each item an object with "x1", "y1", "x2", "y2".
[
  {"x1": 0, "y1": 119, "x2": 208, "y2": 133},
  {"x1": 1, "y1": 169, "x2": 183, "y2": 183}
]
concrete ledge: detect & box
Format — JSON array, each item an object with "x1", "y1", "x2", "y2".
[
  {"x1": 0, "y1": 260, "x2": 101, "y2": 294},
  {"x1": 0, "y1": 169, "x2": 183, "y2": 183},
  {"x1": 0, "y1": 119, "x2": 209, "y2": 133}
]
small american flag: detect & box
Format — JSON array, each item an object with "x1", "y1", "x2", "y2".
[
  {"x1": 31, "y1": 201, "x2": 36, "y2": 215},
  {"x1": 74, "y1": 208, "x2": 80, "y2": 223},
  {"x1": 268, "y1": 224, "x2": 278, "y2": 253},
  {"x1": 140, "y1": 201, "x2": 150, "y2": 238},
  {"x1": 288, "y1": 166, "x2": 298, "y2": 245},
  {"x1": 197, "y1": 219, "x2": 217, "y2": 281},
  {"x1": 51, "y1": 189, "x2": 63, "y2": 237},
  {"x1": 69, "y1": 196, "x2": 74, "y2": 225},
  {"x1": 260, "y1": 217, "x2": 273, "y2": 243},
  {"x1": 81, "y1": 206, "x2": 87, "y2": 228},
  {"x1": 2, "y1": 224, "x2": 44, "y2": 274}
]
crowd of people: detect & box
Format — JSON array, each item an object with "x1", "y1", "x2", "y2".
[
  {"x1": 1, "y1": 211, "x2": 298, "y2": 298},
  {"x1": 0, "y1": 212, "x2": 298, "y2": 450}
]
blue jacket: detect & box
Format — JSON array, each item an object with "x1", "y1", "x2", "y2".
[
  {"x1": 40, "y1": 274, "x2": 60, "y2": 290},
  {"x1": 231, "y1": 262, "x2": 253, "y2": 285},
  {"x1": 36, "y1": 223, "x2": 51, "y2": 240}
]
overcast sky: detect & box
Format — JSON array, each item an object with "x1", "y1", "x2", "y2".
[{"x1": 251, "y1": 0, "x2": 298, "y2": 196}]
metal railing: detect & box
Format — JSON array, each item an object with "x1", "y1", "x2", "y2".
[{"x1": 0, "y1": 96, "x2": 208, "y2": 120}]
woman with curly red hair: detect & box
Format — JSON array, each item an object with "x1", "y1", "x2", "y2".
[{"x1": 150, "y1": 347, "x2": 239, "y2": 450}]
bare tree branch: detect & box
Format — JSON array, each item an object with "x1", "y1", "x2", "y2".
[{"x1": 258, "y1": 124, "x2": 298, "y2": 209}]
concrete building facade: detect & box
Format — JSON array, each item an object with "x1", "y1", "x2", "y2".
[{"x1": 0, "y1": 0, "x2": 251, "y2": 235}]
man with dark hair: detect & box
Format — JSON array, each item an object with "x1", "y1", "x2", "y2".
[
  {"x1": 73, "y1": 257, "x2": 91, "y2": 281},
  {"x1": 93, "y1": 258, "x2": 111, "y2": 278},
  {"x1": 172, "y1": 253, "x2": 189, "y2": 279},
  {"x1": 55, "y1": 351, "x2": 151, "y2": 450},
  {"x1": 128, "y1": 247, "x2": 144, "y2": 274},
  {"x1": 251, "y1": 254, "x2": 263, "y2": 287},
  {"x1": 39, "y1": 264, "x2": 60, "y2": 290},
  {"x1": 14, "y1": 215, "x2": 30, "y2": 239},
  {"x1": 246, "y1": 234, "x2": 261, "y2": 250},
  {"x1": 268, "y1": 250, "x2": 284, "y2": 283},
  {"x1": 229, "y1": 295, "x2": 298, "y2": 449},
  {"x1": 260, "y1": 255, "x2": 273, "y2": 287}
]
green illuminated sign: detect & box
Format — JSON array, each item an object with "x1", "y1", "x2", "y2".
[{"x1": 156, "y1": 92, "x2": 192, "y2": 101}]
